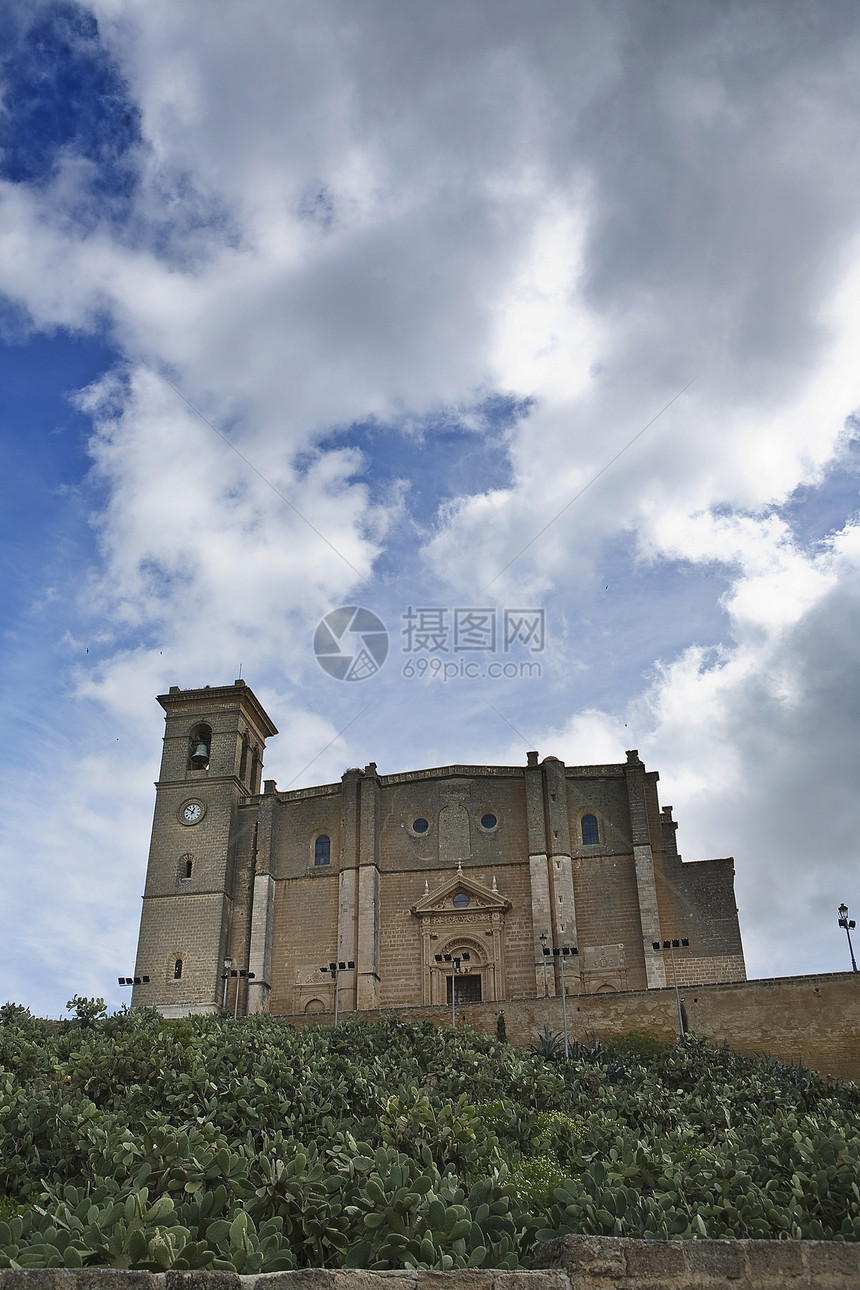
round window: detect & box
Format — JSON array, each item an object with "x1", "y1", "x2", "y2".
[
  {"x1": 453, "y1": 893, "x2": 470, "y2": 908},
  {"x1": 480, "y1": 813, "x2": 498, "y2": 829},
  {"x1": 412, "y1": 817, "x2": 429, "y2": 834}
]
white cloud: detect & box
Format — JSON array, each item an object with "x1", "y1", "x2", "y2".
[{"x1": 2, "y1": 0, "x2": 860, "y2": 1012}]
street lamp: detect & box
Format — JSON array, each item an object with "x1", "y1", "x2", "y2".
[
  {"x1": 652, "y1": 938, "x2": 689, "y2": 1037},
  {"x1": 838, "y1": 904, "x2": 858, "y2": 973},
  {"x1": 434, "y1": 952, "x2": 471, "y2": 1026},
  {"x1": 222, "y1": 957, "x2": 233, "y2": 1011},
  {"x1": 541, "y1": 943, "x2": 578, "y2": 1057},
  {"x1": 319, "y1": 960, "x2": 355, "y2": 1024},
  {"x1": 227, "y1": 967, "x2": 256, "y2": 1018},
  {"x1": 539, "y1": 932, "x2": 549, "y2": 997},
  {"x1": 117, "y1": 976, "x2": 149, "y2": 986},
  {"x1": 221, "y1": 959, "x2": 256, "y2": 1017}
]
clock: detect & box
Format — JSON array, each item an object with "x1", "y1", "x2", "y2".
[{"x1": 179, "y1": 799, "x2": 205, "y2": 825}]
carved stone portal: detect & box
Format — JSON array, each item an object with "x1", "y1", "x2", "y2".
[{"x1": 411, "y1": 870, "x2": 511, "y2": 1004}]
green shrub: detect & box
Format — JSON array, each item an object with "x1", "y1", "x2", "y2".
[
  {"x1": 0, "y1": 1013, "x2": 857, "y2": 1269},
  {"x1": 604, "y1": 1030, "x2": 669, "y2": 1061}
]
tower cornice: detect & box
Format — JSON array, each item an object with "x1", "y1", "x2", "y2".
[{"x1": 157, "y1": 681, "x2": 278, "y2": 739}]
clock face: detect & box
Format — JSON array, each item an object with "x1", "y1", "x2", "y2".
[{"x1": 180, "y1": 800, "x2": 204, "y2": 825}]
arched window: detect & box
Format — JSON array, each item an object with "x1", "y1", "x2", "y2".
[
  {"x1": 173, "y1": 957, "x2": 183, "y2": 980},
  {"x1": 250, "y1": 747, "x2": 261, "y2": 794},
  {"x1": 581, "y1": 814, "x2": 599, "y2": 846},
  {"x1": 188, "y1": 724, "x2": 211, "y2": 771},
  {"x1": 185, "y1": 857, "x2": 193, "y2": 879},
  {"x1": 239, "y1": 736, "x2": 250, "y2": 783},
  {"x1": 314, "y1": 835, "x2": 331, "y2": 866}
]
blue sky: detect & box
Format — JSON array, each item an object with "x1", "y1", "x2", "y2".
[{"x1": 2, "y1": 0, "x2": 860, "y2": 1017}]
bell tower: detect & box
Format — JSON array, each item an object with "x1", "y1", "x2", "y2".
[{"x1": 131, "y1": 680, "x2": 277, "y2": 1017}]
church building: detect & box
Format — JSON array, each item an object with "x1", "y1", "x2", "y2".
[{"x1": 130, "y1": 681, "x2": 746, "y2": 1018}]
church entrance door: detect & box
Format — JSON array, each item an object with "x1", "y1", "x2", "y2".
[{"x1": 447, "y1": 974, "x2": 482, "y2": 1005}]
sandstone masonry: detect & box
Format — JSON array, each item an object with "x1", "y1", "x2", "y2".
[
  {"x1": 4, "y1": 1238, "x2": 860, "y2": 1290},
  {"x1": 131, "y1": 682, "x2": 745, "y2": 1019}
]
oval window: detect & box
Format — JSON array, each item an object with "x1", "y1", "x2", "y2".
[
  {"x1": 412, "y1": 818, "x2": 429, "y2": 833},
  {"x1": 480, "y1": 813, "x2": 497, "y2": 829},
  {"x1": 453, "y1": 893, "x2": 470, "y2": 908}
]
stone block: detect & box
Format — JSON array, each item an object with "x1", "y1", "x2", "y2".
[
  {"x1": 417, "y1": 1275, "x2": 493, "y2": 1290},
  {"x1": 622, "y1": 1240, "x2": 686, "y2": 1278},
  {"x1": 538, "y1": 1235, "x2": 625, "y2": 1279},
  {"x1": 802, "y1": 1239, "x2": 860, "y2": 1280},
  {"x1": 684, "y1": 1240, "x2": 745, "y2": 1280},
  {"x1": 256, "y1": 1275, "x2": 341, "y2": 1290},
  {"x1": 0, "y1": 1278, "x2": 156, "y2": 1290},
  {"x1": 493, "y1": 1273, "x2": 566, "y2": 1290},
  {"x1": 165, "y1": 1274, "x2": 240, "y2": 1290},
  {"x1": 743, "y1": 1240, "x2": 804, "y2": 1280}
]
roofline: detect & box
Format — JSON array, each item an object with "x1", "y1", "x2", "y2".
[{"x1": 157, "y1": 681, "x2": 278, "y2": 738}]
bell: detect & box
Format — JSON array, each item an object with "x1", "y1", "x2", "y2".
[{"x1": 191, "y1": 741, "x2": 209, "y2": 768}]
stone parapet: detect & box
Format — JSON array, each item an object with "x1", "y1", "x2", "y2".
[
  {"x1": 3, "y1": 1240, "x2": 860, "y2": 1290},
  {"x1": 541, "y1": 1233, "x2": 860, "y2": 1287}
]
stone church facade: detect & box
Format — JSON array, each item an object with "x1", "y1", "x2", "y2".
[{"x1": 131, "y1": 681, "x2": 746, "y2": 1018}]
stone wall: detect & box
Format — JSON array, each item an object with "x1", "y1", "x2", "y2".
[
  {"x1": 542, "y1": 1234, "x2": 860, "y2": 1286},
  {"x1": 3, "y1": 1236, "x2": 860, "y2": 1289},
  {"x1": 273, "y1": 970, "x2": 860, "y2": 1083}
]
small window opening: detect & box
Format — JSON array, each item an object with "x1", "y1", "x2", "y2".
[
  {"x1": 480, "y1": 813, "x2": 497, "y2": 829},
  {"x1": 185, "y1": 858, "x2": 193, "y2": 879},
  {"x1": 173, "y1": 958, "x2": 183, "y2": 980},
  {"x1": 314, "y1": 835, "x2": 331, "y2": 866},
  {"x1": 239, "y1": 736, "x2": 249, "y2": 783},
  {"x1": 453, "y1": 893, "x2": 470, "y2": 908},
  {"x1": 581, "y1": 814, "x2": 599, "y2": 845},
  {"x1": 412, "y1": 817, "x2": 429, "y2": 834},
  {"x1": 251, "y1": 747, "x2": 261, "y2": 793}
]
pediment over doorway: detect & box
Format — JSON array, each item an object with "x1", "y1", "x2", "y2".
[{"x1": 410, "y1": 870, "x2": 511, "y2": 918}]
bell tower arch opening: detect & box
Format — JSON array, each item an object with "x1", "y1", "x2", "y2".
[{"x1": 188, "y1": 724, "x2": 212, "y2": 771}]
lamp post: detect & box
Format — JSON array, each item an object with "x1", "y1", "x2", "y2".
[
  {"x1": 539, "y1": 932, "x2": 549, "y2": 998},
  {"x1": 541, "y1": 943, "x2": 578, "y2": 1057},
  {"x1": 838, "y1": 904, "x2": 858, "y2": 973},
  {"x1": 222, "y1": 957, "x2": 233, "y2": 1011},
  {"x1": 230, "y1": 968, "x2": 256, "y2": 1018},
  {"x1": 221, "y1": 959, "x2": 256, "y2": 1017},
  {"x1": 652, "y1": 938, "x2": 689, "y2": 1037},
  {"x1": 434, "y1": 952, "x2": 471, "y2": 1026},
  {"x1": 319, "y1": 960, "x2": 355, "y2": 1024}
]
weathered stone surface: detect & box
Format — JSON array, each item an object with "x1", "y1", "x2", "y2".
[
  {"x1": 0, "y1": 1277, "x2": 162, "y2": 1290},
  {"x1": 801, "y1": 1239, "x2": 860, "y2": 1279},
  {"x1": 416, "y1": 1275, "x2": 493, "y2": 1290},
  {"x1": 5, "y1": 1243, "x2": 860, "y2": 1290},
  {"x1": 165, "y1": 1274, "x2": 240, "y2": 1290},
  {"x1": 621, "y1": 1241, "x2": 686, "y2": 1277},
  {"x1": 539, "y1": 1235, "x2": 625, "y2": 1278},
  {"x1": 492, "y1": 1273, "x2": 567, "y2": 1290},
  {"x1": 259, "y1": 1276, "x2": 416, "y2": 1290},
  {"x1": 252, "y1": 1275, "x2": 340, "y2": 1290},
  {"x1": 743, "y1": 1241, "x2": 805, "y2": 1280},
  {"x1": 685, "y1": 1241, "x2": 745, "y2": 1280}
]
